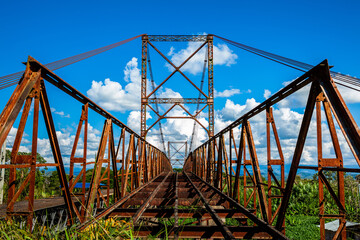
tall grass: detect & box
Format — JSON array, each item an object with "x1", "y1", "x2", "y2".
[{"x1": 0, "y1": 218, "x2": 134, "y2": 240}]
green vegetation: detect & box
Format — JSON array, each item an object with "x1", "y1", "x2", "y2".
[
  {"x1": 0, "y1": 218, "x2": 134, "y2": 240},
  {"x1": 1, "y1": 151, "x2": 360, "y2": 239},
  {"x1": 3, "y1": 150, "x2": 52, "y2": 200},
  {"x1": 287, "y1": 172, "x2": 360, "y2": 222},
  {"x1": 286, "y1": 215, "x2": 320, "y2": 240},
  {"x1": 1, "y1": 150, "x2": 119, "y2": 201}
]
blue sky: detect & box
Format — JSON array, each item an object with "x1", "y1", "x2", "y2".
[{"x1": 1, "y1": 0, "x2": 360, "y2": 168}]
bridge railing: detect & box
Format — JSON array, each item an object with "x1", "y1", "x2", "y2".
[
  {"x1": 0, "y1": 56, "x2": 171, "y2": 228},
  {"x1": 184, "y1": 59, "x2": 360, "y2": 239}
]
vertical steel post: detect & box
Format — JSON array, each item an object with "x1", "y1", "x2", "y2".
[
  {"x1": 317, "y1": 93, "x2": 346, "y2": 240},
  {"x1": 27, "y1": 79, "x2": 40, "y2": 228},
  {"x1": 207, "y1": 35, "x2": 214, "y2": 138},
  {"x1": 69, "y1": 103, "x2": 88, "y2": 221},
  {"x1": 276, "y1": 81, "x2": 320, "y2": 230},
  {"x1": 266, "y1": 106, "x2": 285, "y2": 225},
  {"x1": 40, "y1": 80, "x2": 76, "y2": 224},
  {"x1": 0, "y1": 143, "x2": 5, "y2": 204},
  {"x1": 85, "y1": 119, "x2": 112, "y2": 219},
  {"x1": 141, "y1": 35, "x2": 148, "y2": 138}
]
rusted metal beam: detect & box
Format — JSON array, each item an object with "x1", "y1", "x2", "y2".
[
  {"x1": 69, "y1": 103, "x2": 88, "y2": 222},
  {"x1": 27, "y1": 57, "x2": 164, "y2": 154},
  {"x1": 85, "y1": 119, "x2": 112, "y2": 219},
  {"x1": 148, "y1": 98, "x2": 207, "y2": 104},
  {"x1": 174, "y1": 172, "x2": 179, "y2": 240},
  {"x1": 318, "y1": 60, "x2": 360, "y2": 166},
  {"x1": 275, "y1": 81, "x2": 320, "y2": 230},
  {"x1": 40, "y1": 80, "x2": 76, "y2": 224},
  {"x1": 146, "y1": 41, "x2": 208, "y2": 98},
  {"x1": 78, "y1": 173, "x2": 166, "y2": 231},
  {"x1": 132, "y1": 172, "x2": 171, "y2": 223},
  {"x1": 0, "y1": 58, "x2": 40, "y2": 149},
  {"x1": 191, "y1": 61, "x2": 325, "y2": 149},
  {"x1": 134, "y1": 225, "x2": 273, "y2": 239},
  {"x1": 141, "y1": 35, "x2": 214, "y2": 141},
  {"x1": 233, "y1": 125, "x2": 245, "y2": 200},
  {"x1": 183, "y1": 171, "x2": 236, "y2": 240},
  {"x1": 148, "y1": 35, "x2": 207, "y2": 42},
  {"x1": 190, "y1": 173, "x2": 289, "y2": 240},
  {"x1": 102, "y1": 208, "x2": 253, "y2": 219}
]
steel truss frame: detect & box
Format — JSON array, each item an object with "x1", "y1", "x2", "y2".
[
  {"x1": 168, "y1": 141, "x2": 188, "y2": 166},
  {"x1": 184, "y1": 60, "x2": 360, "y2": 239},
  {"x1": 140, "y1": 34, "x2": 214, "y2": 140},
  {"x1": 0, "y1": 56, "x2": 171, "y2": 228}
]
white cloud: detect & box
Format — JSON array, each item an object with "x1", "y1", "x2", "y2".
[
  {"x1": 214, "y1": 88, "x2": 241, "y2": 98},
  {"x1": 4, "y1": 121, "x2": 103, "y2": 165},
  {"x1": 126, "y1": 111, "x2": 152, "y2": 134},
  {"x1": 50, "y1": 107, "x2": 70, "y2": 118},
  {"x1": 219, "y1": 98, "x2": 260, "y2": 121},
  {"x1": 158, "y1": 88, "x2": 182, "y2": 98},
  {"x1": 273, "y1": 79, "x2": 360, "y2": 109},
  {"x1": 264, "y1": 89, "x2": 271, "y2": 99},
  {"x1": 87, "y1": 57, "x2": 141, "y2": 113},
  {"x1": 337, "y1": 84, "x2": 360, "y2": 104},
  {"x1": 277, "y1": 81, "x2": 310, "y2": 108},
  {"x1": 205, "y1": 90, "x2": 356, "y2": 167},
  {"x1": 167, "y1": 42, "x2": 238, "y2": 75}
]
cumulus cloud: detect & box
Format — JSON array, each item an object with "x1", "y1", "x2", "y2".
[
  {"x1": 271, "y1": 79, "x2": 360, "y2": 110},
  {"x1": 276, "y1": 81, "x2": 310, "y2": 108},
  {"x1": 219, "y1": 98, "x2": 260, "y2": 121},
  {"x1": 5, "y1": 121, "x2": 102, "y2": 165},
  {"x1": 158, "y1": 88, "x2": 182, "y2": 98},
  {"x1": 87, "y1": 57, "x2": 141, "y2": 112},
  {"x1": 214, "y1": 88, "x2": 241, "y2": 98},
  {"x1": 264, "y1": 89, "x2": 271, "y2": 99},
  {"x1": 167, "y1": 42, "x2": 238, "y2": 75},
  {"x1": 126, "y1": 111, "x2": 153, "y2": 134},
  {"x1": 337, "y1": 84, "x2": 360, "y2": 104},
  {"x1": 205, "y1": 88, "x2": 356, "y2": 167}
]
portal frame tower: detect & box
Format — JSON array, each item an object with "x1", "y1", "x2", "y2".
[{"x1": 140, "y1": 34, "x2": 214, "y2": 143}]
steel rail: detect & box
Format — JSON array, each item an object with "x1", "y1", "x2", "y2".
[
  {"x1": 132, "y1": 172, "x2": 171, "y2": 223},
  {"x1": 134, "y1": 225, "x2": 273, "y2": 239},
  {"x1": 189, "y1": 172, "x2": 289, "y2": 240},
  {"x1": 183, "y1": 171, "x2": 235, "y2": 239},
  {"x1": 97, "y1": 208, "x2": 254, "y2": 218},
  {"x1": 77, "y1": 173, "x2": 166, "y2": 231},
  {"x1": 174, "y1": 172, "x2": 179, "y2": 239}
]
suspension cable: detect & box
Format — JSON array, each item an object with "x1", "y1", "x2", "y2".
[
  {"x1": 147, "y1": 50, "x2": 167, "y2": 153},
  {"x1": 214, "y1": 35, "x2": 360, "y2": 91},
  {"x1": 0, "y1": 34, "x2": 144, "y2": 90}
]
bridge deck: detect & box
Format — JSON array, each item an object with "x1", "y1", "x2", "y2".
[
  {"x1": 79, "y1": 172, "x2": 287, "y2": 239},
  {"x1": 0, "y1": 190, "x2": 113, "y2": 218}
]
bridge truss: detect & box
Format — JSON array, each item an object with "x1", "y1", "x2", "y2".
[
  {"x1": 0, "y1": 34, "x2": 358, "y2": 239},
  {"x1": 184, "y1": 59, "x2": 360, "y2": 239},
  {"x1": 140, "y1": 34, "x2": 214, "y2": 141},
  {"x1": 168, "y1": 141, "x2": 188, "y2": 167}
]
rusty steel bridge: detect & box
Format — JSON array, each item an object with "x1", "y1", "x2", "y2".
[{"x1": 0, "y1": 34, "x2": 359, "y2": 239}]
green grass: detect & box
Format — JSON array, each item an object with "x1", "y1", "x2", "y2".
[
  {"x1": 285, "y1": 215, "x2": 320, "y2": 240},
  {"x1": 0, "y1": 214, "x2": 328, "y2": 240},
  {"x1": 0, "y1": 218, "x2": 135, "y2": 240}
]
